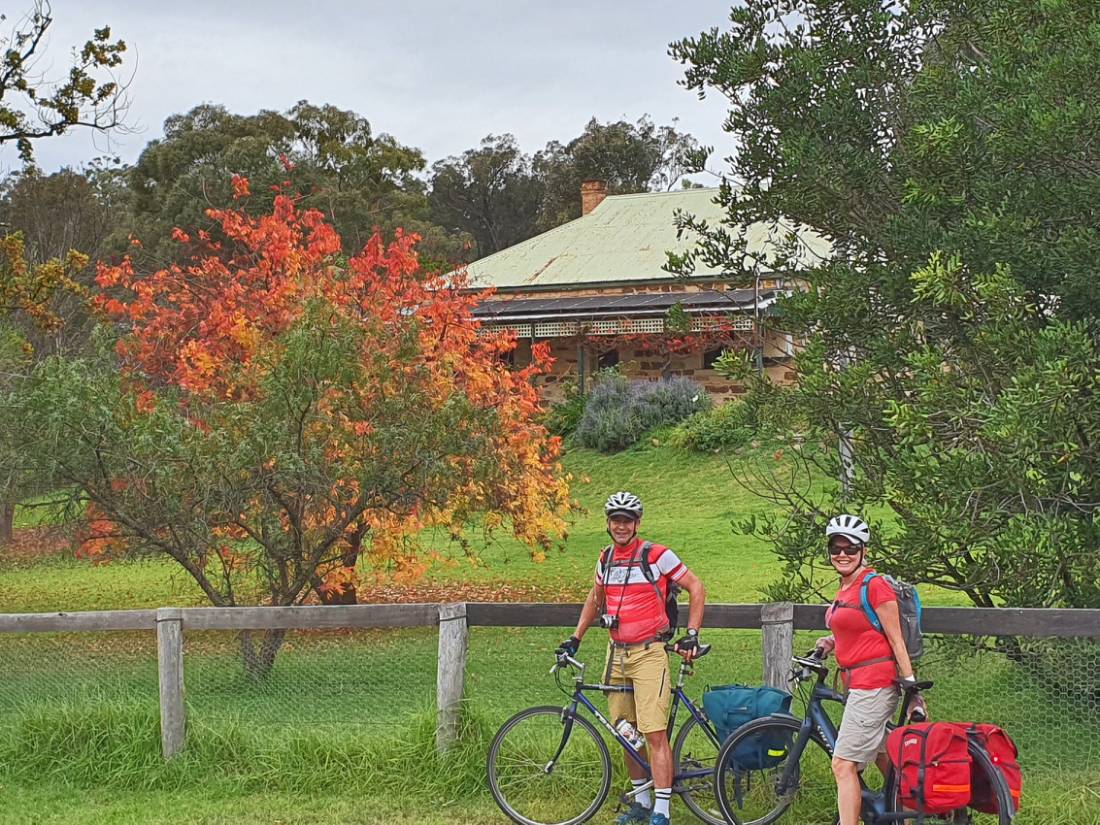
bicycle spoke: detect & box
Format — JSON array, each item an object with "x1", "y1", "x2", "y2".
[
  {"x1": 673, "y1": 715, "x2": 726, "y2": 825},
  {"x1": 717, "y1": 721, "x2": 837, "y2": 825},
  {"x1": 489, "y1": 707, "x2": 610, "y2": 825}
]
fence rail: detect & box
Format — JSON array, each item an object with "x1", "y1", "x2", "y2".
[{"x1": 0, "y1": 602, "x2": 1097, "y2": 758}]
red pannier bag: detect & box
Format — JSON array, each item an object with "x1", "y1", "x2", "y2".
[
  {"x1": 966, "y1": 723, "x2": 1022, "y2": 813},
  {"x1": 887, "y1": 722, "x2": 972, "y2": 814}
]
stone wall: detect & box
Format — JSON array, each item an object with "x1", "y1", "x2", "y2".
[
  {"x1": 489, "y1": 280, "x2": 798, "y2": 404},
  {"x1": 514, "y1": 328, "x2": 796, "y2": 405}
]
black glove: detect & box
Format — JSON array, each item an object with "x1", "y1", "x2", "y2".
[
  {"x1": 674, "y1": 630, "x2": 699, "y2": 655},
  {"x1": 556, "y1": 635, "x2": 580, "y2": 657}
]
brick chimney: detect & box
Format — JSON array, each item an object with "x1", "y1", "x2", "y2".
[{"x1": 581, "y1": 179, "x2": 608, "y2": 216}]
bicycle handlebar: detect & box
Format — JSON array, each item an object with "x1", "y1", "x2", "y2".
[{"x1": 551, "y1": 642, "x2": 712, "y2": 675}]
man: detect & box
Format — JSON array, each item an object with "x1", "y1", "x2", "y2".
[{"x1": 557, "y1": 491, "x2": 706, "y2": 825}]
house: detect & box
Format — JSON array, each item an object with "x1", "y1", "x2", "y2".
[{"x1": 466, "y1": 181, "x2": 827, "y2": 400}]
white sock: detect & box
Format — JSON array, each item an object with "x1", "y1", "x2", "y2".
[
  {"x1": 631, "y1": 778, "x2": 652, "y2": 808},
  {"x1": 654, "y1": 788, "x2": 672, "y2": 818}
]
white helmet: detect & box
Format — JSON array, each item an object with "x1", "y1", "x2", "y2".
[
  {"x1": 605, "y1": 491, "x2": 643, "y2": 519},
  {"x1": 826, "y1": 514, "x2": 870, "y2": 546}
]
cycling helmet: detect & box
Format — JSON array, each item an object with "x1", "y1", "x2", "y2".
[
  {"x1": 604, "y1": 491, "x2": 643, "y2": 519},
  {"x1": 826, "y1": 514, "x2": 870, "y2": 546}
]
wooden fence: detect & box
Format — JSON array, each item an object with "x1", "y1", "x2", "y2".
[{"x1": 0, "y1": 603, "x2": 1097, "y2": 758}]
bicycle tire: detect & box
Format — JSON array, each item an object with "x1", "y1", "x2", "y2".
[
  {"x1": 714, "y1": 715, "x2": 836, "y2": 825},
  {"x1": 885, "y1": 738, "x2": 1015, "y2": 825},
  {"x1": 487, "y1": 705, "x2": 613, "y2": 825},
  {"x1": 672, "y1": 714, "x2": 725, "y2": 825}
]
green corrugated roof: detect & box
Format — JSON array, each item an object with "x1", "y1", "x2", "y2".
[{"x1": 464, "y1": 187, "x2": 830, "y2": 291}]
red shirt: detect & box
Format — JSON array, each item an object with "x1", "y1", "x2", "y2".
[
  {"x1": 825, "y1": 569, "x2": 897, "y2": 689},
  {"x1": 595, "y1": 537, "x2": 687, "y2": 645}
]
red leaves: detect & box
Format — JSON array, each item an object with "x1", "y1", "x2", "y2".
[
  {"x1": 585, "y1": 319, "x2": 743, "y2": 358},
  {"x1": 231, "y1": 174, "x2": 251, "y2": 199},
  {"x1": 89, "y1": 175, "x2": 572, "y2": 583}
]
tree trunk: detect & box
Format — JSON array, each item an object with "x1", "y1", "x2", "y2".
[
  {"x1": 0, "y1": 500, "x2": 15, "y2": 545},
  {"x1": 239, "y1": 628, "x2": 287, "y2": 682}
]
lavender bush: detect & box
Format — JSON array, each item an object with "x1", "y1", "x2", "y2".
[{"x1": 575, "y1": 375, "x2": 710, "y2": 452}]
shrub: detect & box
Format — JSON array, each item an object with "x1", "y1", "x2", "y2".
[
  {"x1": 668, "y1": 399, "x2": 755, "y2": 452},
  {"x1": 575, "y1": 376, "x2": 709, "y2": 452},
  {"x1": 542, "y1": 377, "x2": 587, "y2": 437}
]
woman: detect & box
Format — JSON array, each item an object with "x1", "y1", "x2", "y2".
[{"x1": 817, "y1": 514, "x2": 923, "y2": 825}]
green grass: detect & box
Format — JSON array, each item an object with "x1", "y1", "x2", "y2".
[{"x1": 0, "y1": 442, "x2": 1096, "y2": 823}]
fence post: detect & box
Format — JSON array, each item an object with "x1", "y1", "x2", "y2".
[
  {"x1": 436, "y1": 602, "x2": 468, "y2": 753},
  {"x1": 761, "y1": 602, "x2": 794, "y2": 690},
  {"x1": 156, "y1": 607, "x2": 186, "y2": 758}
]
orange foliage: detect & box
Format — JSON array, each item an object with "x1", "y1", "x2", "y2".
[{"x1": 92, "y1": 181, "x2": 572, "y2": 601}]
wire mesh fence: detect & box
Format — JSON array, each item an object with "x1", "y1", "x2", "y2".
[
  {"x1": 182, "y1": 627, "x2": 438, "y2": 738},
  {"x1": 0, "y1": 606, "x2": 1095, "y2": 825}
]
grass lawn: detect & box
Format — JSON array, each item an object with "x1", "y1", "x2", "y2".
[{"x1": 0, "y1": 442, "x2": 1095, "y2": 824}]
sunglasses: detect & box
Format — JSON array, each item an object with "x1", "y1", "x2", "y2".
[{"x1": 828, "y1": 544, "x2": 864, "y2": 557}]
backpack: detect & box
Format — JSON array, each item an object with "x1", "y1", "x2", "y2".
[
  {"x1": 966, "y1": 723, "x2": 1022, "y2": 814},
  {"x1": 887, "y1": 722, "x2": 972, "y2": 814},
  {"x1": 861, "y1": 573, "x2": 924, "y2": 661},
  {"x1": 702, "y1": 684, "x2": 792, "y2": 769},
  {"x1": 599, "y1": 542, "x2": 680, "y2": 637},
  {"x1": 829, "y1": 571, "x2": 924, "y2": 662}
]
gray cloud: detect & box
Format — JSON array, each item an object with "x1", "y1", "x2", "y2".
[{"x1": 2, "y1": 0, "x2": 736, "y2": 177}]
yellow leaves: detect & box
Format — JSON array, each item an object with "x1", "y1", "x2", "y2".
[
  {"x1": 317, "y1": 565, "x2": 358, "y2": 599},
  {"x1": 1, "y1": 231, "x2": 89, "y2": 332}
]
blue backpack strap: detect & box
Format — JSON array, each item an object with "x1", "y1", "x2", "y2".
[{"x1": 859, "y1": 572, "x2": 884, "y2": 632}]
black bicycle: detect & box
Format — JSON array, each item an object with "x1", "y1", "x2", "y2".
[
  {"x1": 487, "y1": 644, "x2": 725, "y2": 825},
  {"x1": 713, "y1": 651, "x2": 1015, "y2": 825}
]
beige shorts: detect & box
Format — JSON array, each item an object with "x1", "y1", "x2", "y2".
[
  {"x1": 834, "y1": 686, "x2": 900, "y2": 765},
  {"x1": 604, "y1": 642, "x2": 671, "y2": 734}
]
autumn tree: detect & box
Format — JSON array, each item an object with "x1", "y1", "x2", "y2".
[
  {"x1": 0, "y1": 2, "x2": 129, "y2": 165},
  {"x1": 0, "y1": 161, "x2": 128, "y2": 355},
  {"x1": 670, "y1": 0, "x2": 1100, "y2": 609},
  {"x1": 0, "y1": 232, "x2": 89, "y2": 542},
  {"x1": 11, "y1": 178, "x2": 572, "y2": 674}
]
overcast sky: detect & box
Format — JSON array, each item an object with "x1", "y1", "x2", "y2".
[{"x1": 2, "y1": 1, "x2": 738, "y2": 180}]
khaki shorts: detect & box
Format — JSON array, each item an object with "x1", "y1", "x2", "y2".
[
  {"x1": 604, "y1": 642, "x2": 671, "y2": 734},
  {"x1": 834, "y1": 686, "x2": 900, "y2": 765}
]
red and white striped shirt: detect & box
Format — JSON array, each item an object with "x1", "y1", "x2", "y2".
[{"x1": 595, "y1": 537, "x2": 688, "y2": 644}]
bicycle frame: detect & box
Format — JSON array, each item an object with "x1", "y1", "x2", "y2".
[
  {"x1": 549, "y1": 654, "x2": 720, "y2": 792},
  {"x1": 774, "y1": 661, "x2": 923, "y2": 824}
]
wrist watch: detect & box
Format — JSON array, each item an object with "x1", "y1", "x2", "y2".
[{"x1": 686, "y1": 628, "x2": 699, "y2": 638}]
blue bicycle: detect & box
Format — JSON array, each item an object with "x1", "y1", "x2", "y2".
[
  {"x1": 713, "y1": 650, "x2": 1014, "y2": 825},
  {"x1": 487, "y1": 644, "x2": 724, "y2": 825}
]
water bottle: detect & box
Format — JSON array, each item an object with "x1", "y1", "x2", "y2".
[{"x1": 614, "y1": 718, "x2": 646, "y2": 751}]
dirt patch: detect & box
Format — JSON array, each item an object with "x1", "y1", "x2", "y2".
[
  {"x1": 0, "y1": 525, "x2": 73, "y2": 566},
  {"x1": 354, "y1": 579, "x2": 587, "y2": 604}
]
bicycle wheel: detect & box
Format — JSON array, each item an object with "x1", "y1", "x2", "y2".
[
  {"x1": 886, "y1": 739, "x2": 1014, "y2": 825},
  {"x1": 714, "y1": 715, "x2": 837, "y2": 825},
  {"x1": 672, "y1": 714, "x2": 724, "y2": 825},
  {"x1": 487, "y1": 705, "x2": 613, "y2": 825}
]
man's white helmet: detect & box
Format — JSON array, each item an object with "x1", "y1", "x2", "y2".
[
  {"x1": 826, "y1": 514, "x2": 870, "y2": 546},
  {"x1": 604, "y1": 491, "x2": 643, "y2": 519}
]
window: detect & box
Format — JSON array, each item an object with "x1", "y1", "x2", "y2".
[
  {"x1": 597, "y1": 349, "x2": 620, "y2": 370},
  {"x1": 703, "y1": 348, "x2": 725, "y2": 369}
]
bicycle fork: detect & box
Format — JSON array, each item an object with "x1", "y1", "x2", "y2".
[{"x1": 542, "y1": 704, "x2": 578, "y2": 774}]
